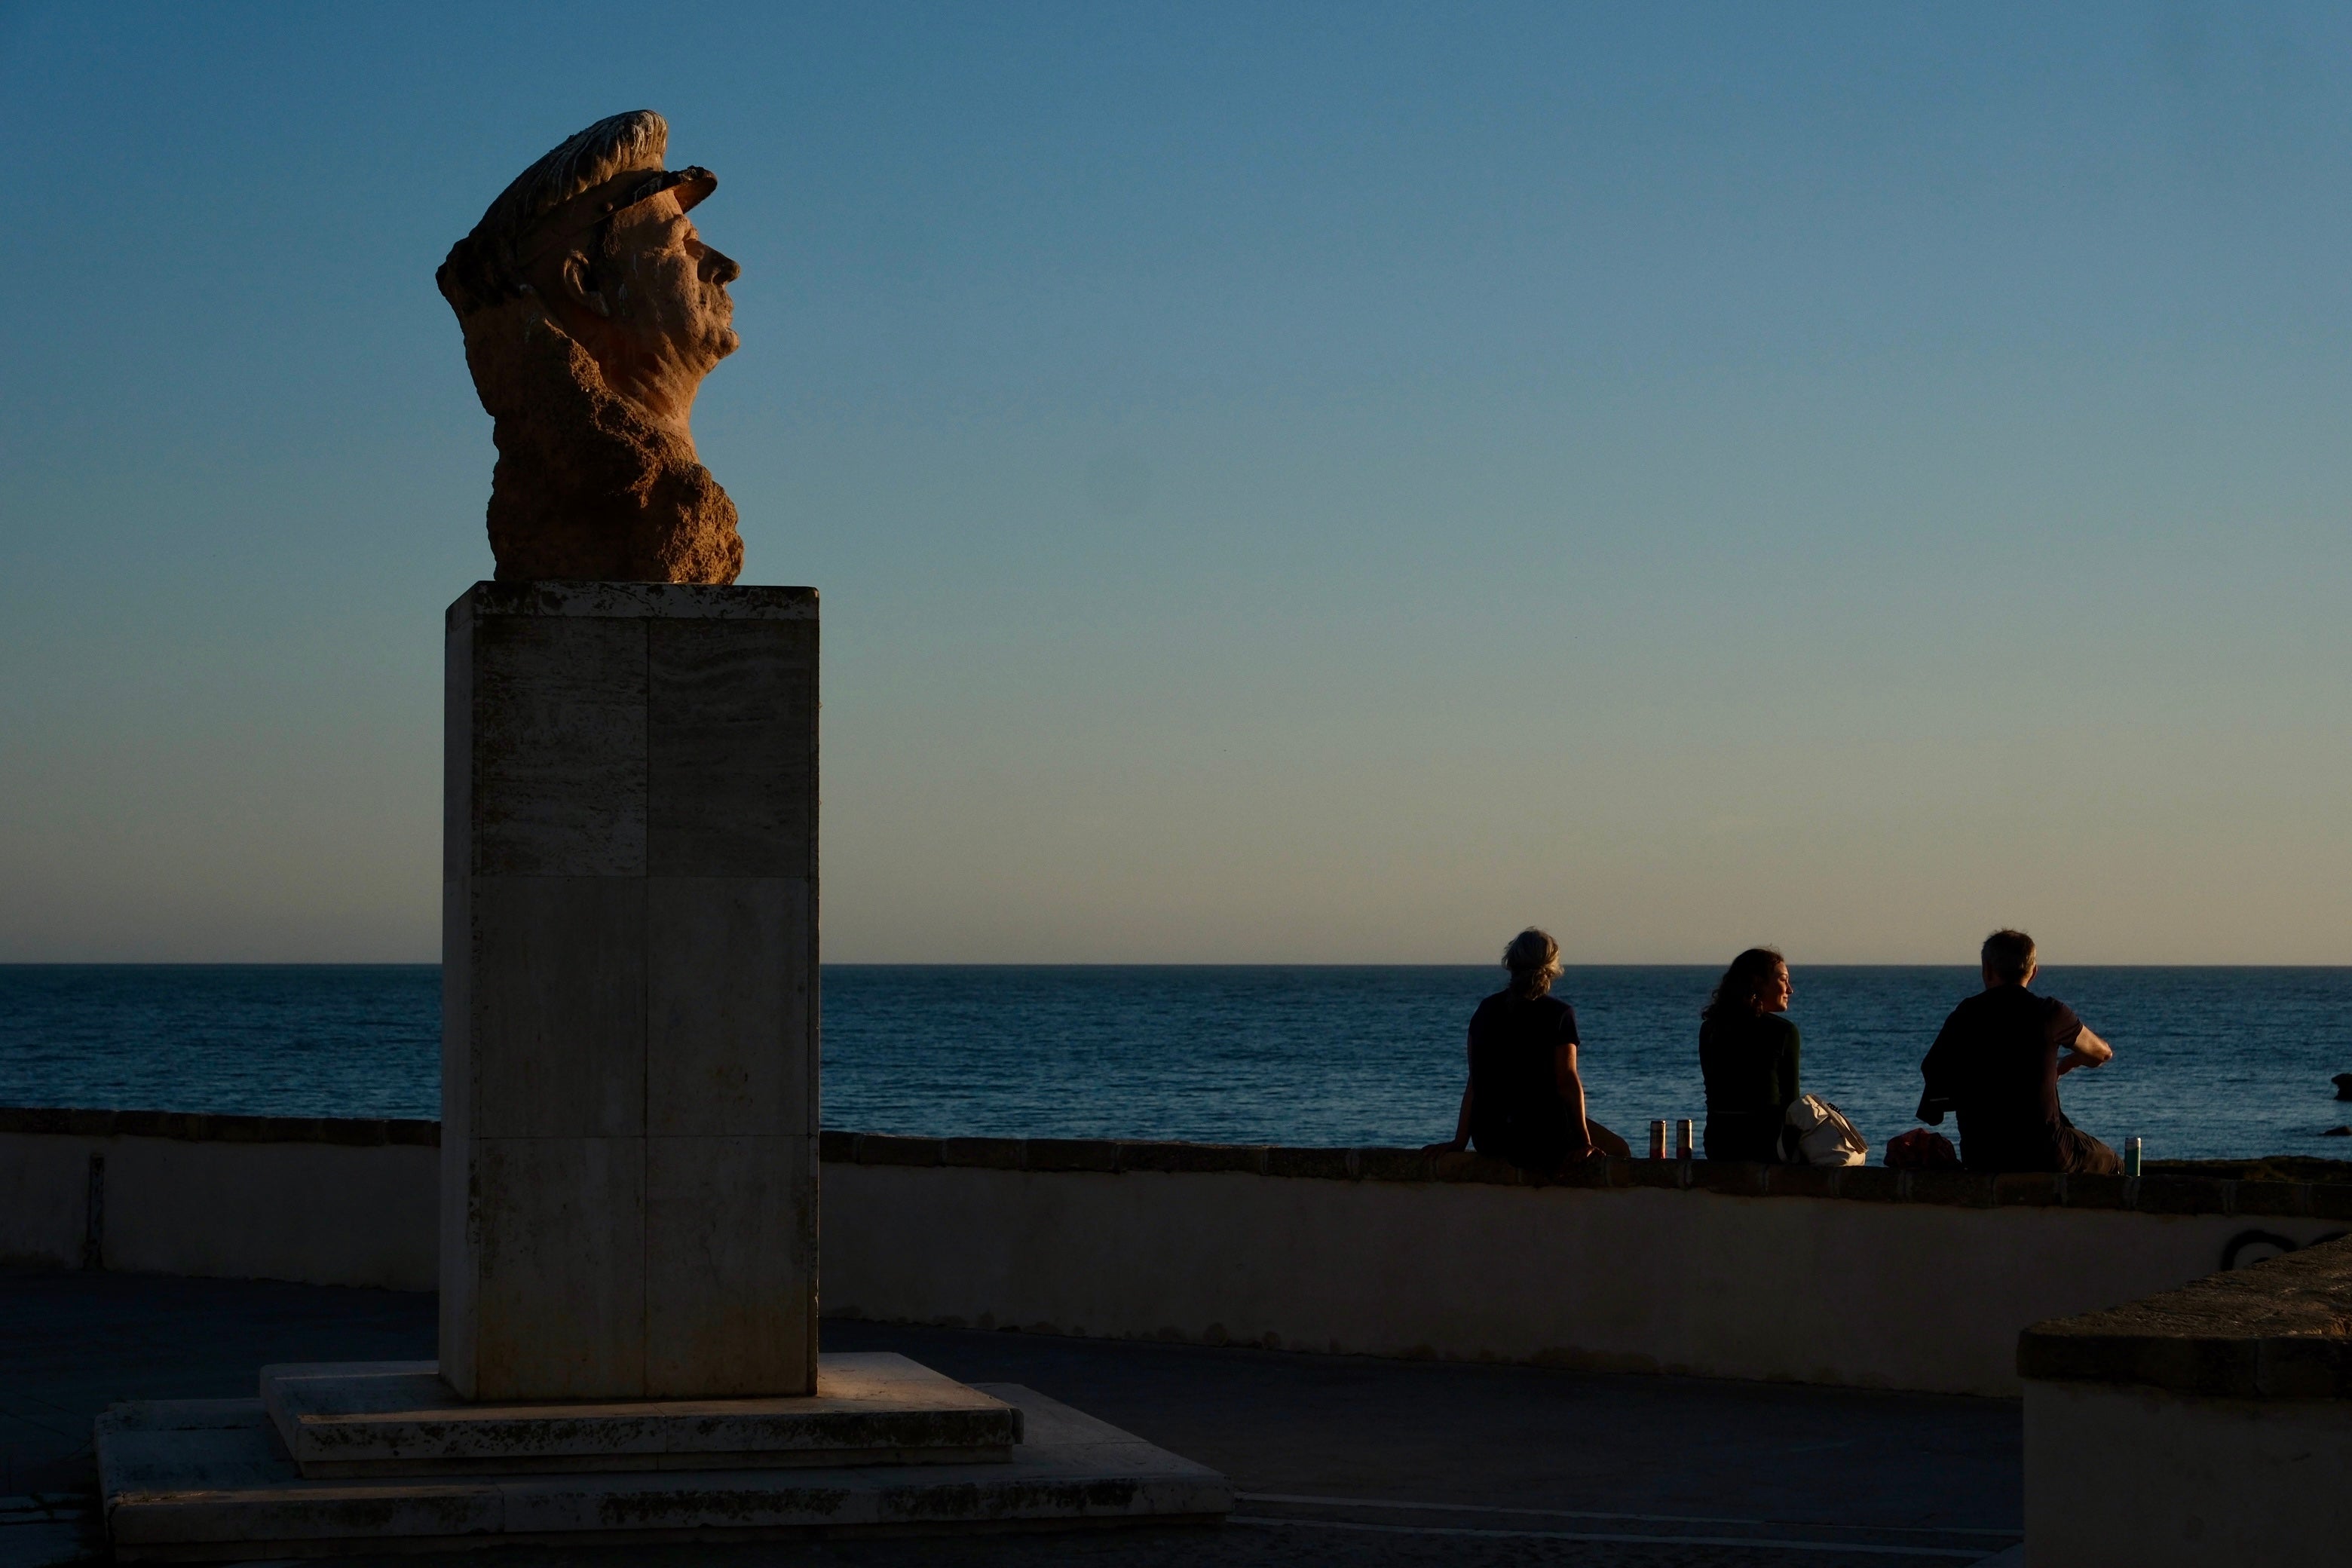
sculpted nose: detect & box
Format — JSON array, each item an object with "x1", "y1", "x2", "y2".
[{"x1": 702, "y1": 246, "x2": 742, "y2": 286}]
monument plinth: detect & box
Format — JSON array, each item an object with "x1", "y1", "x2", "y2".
[
  {"x1": 92, "y1": 107, "x2": 1229, "y2": 1556},
  {"x1": 258, "y1": 1355, "x2": 1018, "y2": 1475},
  {"x1": 441, "y1": 580, "x2": 819, "y2": 1401}
]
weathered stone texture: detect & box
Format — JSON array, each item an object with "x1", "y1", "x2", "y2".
[
  {"x1": 259, "y1": 1354, "x2": 1018, "y2": 1477},
  {"x1": 442, "y1": 582, "x2": 817, "y2": 1402},
  {"x1": 2019, "y1": 1233, "x2": 2352, "y2": 1397},
  {"x1": 99, "y1": 1383, "x2": 1228, "y2": 1557},
  {"x1": 437, "y1": 112, "x2": 746, "y2": 583}
]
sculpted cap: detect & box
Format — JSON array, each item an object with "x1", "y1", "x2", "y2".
[{"x1": 437, "y1": 112, "x2": 715, "y2": 317}]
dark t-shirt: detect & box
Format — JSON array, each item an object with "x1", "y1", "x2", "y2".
[
  {"x1": 1699, "y1": 1012, "x2": 1801, "y2": 1117},
  {"x1": 1466, "y1": 991, "x2": 1581, "y2": 1170},
  {"x1": 1920, "y1": 987, "x2": 2084, "y2": 1171}
]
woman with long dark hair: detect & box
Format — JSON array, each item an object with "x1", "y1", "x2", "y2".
[
  {"x1": 1698, "y1": 947, "x2": 1799, "y2": 1162},
  {"x1": 1428, "y1": 928, "x2": 1629, "y2": 1168}
]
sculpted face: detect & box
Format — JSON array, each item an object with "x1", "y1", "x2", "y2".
[{"x1": 532, "y1": 189, "x2": 743, "y2": 437}]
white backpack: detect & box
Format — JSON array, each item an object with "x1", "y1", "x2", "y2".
[{"x1": 1784, "y1": 1095, "x2": 1870, "y2": 1167}]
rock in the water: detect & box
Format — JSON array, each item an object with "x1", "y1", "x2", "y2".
[
  {"x1": 2335, "y1": 1072, "x2": 2352, "y2": 1101},
  {"x1": 436, "y1": 111, "x2": 746, "y2": 583},
  {"x1": 2323, "y1": 1125, "x2": 2351, "y2": 1138}
]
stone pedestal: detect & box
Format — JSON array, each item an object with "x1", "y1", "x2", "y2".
[
  {"x1": 441, "y1": 581, "x2": 819, "y2": 1401},
  {"x1": 259, "y1": 1355, "x2": 1018, "y2": 1475},
  {"x1": 91, "y1": 577, "x2": 1233, "y2": 1557},
  {"x1": 99, "y1": 1376, "x2": 1231, "y2": 1559}
]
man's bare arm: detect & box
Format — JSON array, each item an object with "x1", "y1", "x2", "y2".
[{"x1": 2059, "y1": 1025, "x2": 2115, "y2": 1076}]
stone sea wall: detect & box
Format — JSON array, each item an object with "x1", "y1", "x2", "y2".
[
  {"x1": 820, "y1": 1132, "x2": 2350, "y2": 1396},
  {"x1": 3, "y1": 1109, "x2": 2346, "y2": 1395},
  {"x1": 0, "y1": 1108, "x2": 439, "y2": 1290}
]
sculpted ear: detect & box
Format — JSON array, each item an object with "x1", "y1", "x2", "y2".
[{"x1": 556, "y1": 250, "x2": 611, "y2": 318}]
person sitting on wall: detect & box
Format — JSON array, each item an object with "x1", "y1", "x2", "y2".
[
  {"x1": 1426, "y1": 928, "x2": 1631, "y2": 1169},
  {"x1": 1918, "y1": 929, "x2": 2121, "y2": 1174},
  {"x1": 1698, "y1": 947, "x2": 1800, "y2": 1162}
]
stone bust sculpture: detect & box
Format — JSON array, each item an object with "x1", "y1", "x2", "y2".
[{"x1": 437, "y1": 112, "x2": 744, "y2": 583}]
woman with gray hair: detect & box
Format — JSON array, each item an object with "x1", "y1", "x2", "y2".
[{"x1": 1428, "y1": 929, "x2": 1628, "y2": 1168}]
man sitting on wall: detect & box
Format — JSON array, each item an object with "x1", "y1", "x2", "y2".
[{"x1": 1918, "y1": 929, "x2": 2123, "y2": 1174}]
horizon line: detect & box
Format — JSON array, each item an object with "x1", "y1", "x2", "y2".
[{"x1": 5, "y1": 960, "x2": 2350, "y2": 971}]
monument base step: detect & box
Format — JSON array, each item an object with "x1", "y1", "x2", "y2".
[
  {"x1": 97, "y1": 1383, "x2": 1232, "y2": 1561},
  {"x1": 261, "y1": 1352, "x2": 1014, "y2": 1476}
]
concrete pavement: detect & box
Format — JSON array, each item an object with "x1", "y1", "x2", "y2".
[{"x1": 2, "y1": 1269, "x2": 2021, "y2": 1566}]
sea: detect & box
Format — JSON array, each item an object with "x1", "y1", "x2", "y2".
[{"x1": 1, "y1": 966, "x2": 2347, "y2": 1163}]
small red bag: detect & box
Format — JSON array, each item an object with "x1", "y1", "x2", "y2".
[{"x1": 1885, "y1": 1128, "x2": 1959, "y2": 1169}]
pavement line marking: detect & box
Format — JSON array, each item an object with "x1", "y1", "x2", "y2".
[
  {"x1": 1237, "y1": 1491, "x2": 2020, "y2": 1538},
  {"x1": 1231, "y1": 1516, "x2": 1993, "y2": 1558},
  {"x1": 1240, "y1": 1490, "x2": 1764, "y2": 1527}
]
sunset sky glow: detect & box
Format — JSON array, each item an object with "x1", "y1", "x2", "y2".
[{"x1": 3, "y1": 2, "x2": 2349, "y2": 963}]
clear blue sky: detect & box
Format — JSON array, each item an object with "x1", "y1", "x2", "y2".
[{"x1": 3, "y1": 2, "x2": 2347, "y2": 963}]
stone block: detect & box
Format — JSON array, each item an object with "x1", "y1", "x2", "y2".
[
  {"x1": 468, "y1": 614, "x2": 648, "y2": 877},
  {"x1": 99, "y1": 1383, "x2": 1230, "y2": 1559},
  {"x1": 1992, "y1": 1173, "x2": 2064, "y2": 1208},
  {"x1": 2133, "y1": 1175, "x2": 2234, "y2": 1216},
  {"x1": 1835, "y1": 1167, "x2": 1902, "y2": 1202},
  {"x1": 2232, "y1": 1181, "x2": 2313, "y2": 1217},
  {"x1": 467, "y1": 875, "x2": 647, "y2": 1139},
  {"x1": 1262, "y1": 1147, "x2": 1349, "y2": 1181},
  {"x1": 1903, "y1": 1171, "x2": 1995, "y2": 1208},
  {"x1": 1354, "y1": 1147, "x2": 1434, "y2": 1184},
  {"x1": 1025, "y1": 1139, "x2": 1121, "y2": 1174},
  {"x1": 856, "y1": 1135, "x2": 942, "y2": 1167},
  {"x1": 1545, "y1": 1158, "x2": 1615, "y2": 1190},
  {"x1": 1765, "y1": 1165, "x2": 1838, "y2": 1199},
  {"x1": 646, "y1": 877, "x2": 813, "y2": 1136},
  {"x1": 464, "y1": 1136, "x2": 646, "y2": 1400},
  {"x1": 1113, "y1": 1141, "x2": 1264, "y2": 1175},
  {"x1": 2066, "y1": 1174, "x2": 2131, "y2": 1210},
  {"x1": 1695, "y1": 1161, "x2": 1770, "y2": 1196},
  {"x1": 101, "y1": 1398, "x2": 502, "y2": 1553},
  {"x1": 643, "y1": 1134, "x2": 815, "y2": 1396},
  {"x1": 1625, "y1": 1159, "x2": 1686, "y2": 1190},
  {"x1": 443, "y1": 583, "x2": 819, "y2": 1403},
  {"x1": 259, "y1": 1354, "x2": 1015, "y2": 1477},
  {"x1": 1429, "y1": 1150, "x2": 1524, "y2": 1185},
  {"x1": 939, "y1": 1136, "x2": 1028, "y2": 1170},
  {"x1": 648, "y1": 618, "x2": 816, "y2": 877},
  {"x1": 2018, "y1": 1235, "x2": 2352, "y2": 1398},
  {"x1": 2310, "y1": 1183, "x2": 2352, "y2": 1221}
]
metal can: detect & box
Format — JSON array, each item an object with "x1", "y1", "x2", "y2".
[
  {"x1": 2124, "y1": 1136, "x2": 2143, "y2": 1178},
  {"x1": 1676, "y1": 1119, "x2": 1695, "y2": 1161},
  {"x1": 1649, "y1": 1120, "x2": 1668, "y2": 1160}
]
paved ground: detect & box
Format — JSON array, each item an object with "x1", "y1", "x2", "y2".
[{"x1": 0, "y1": 1269, "x2": 2023, "y2": 1566}]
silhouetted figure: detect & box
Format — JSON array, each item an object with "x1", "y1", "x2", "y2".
[
  {"x1": 1429, "y1": 928, "x2": 1630, "y2": 1169},
  {"x1": 1699, "y1": 948, "x2": 1800, "y2": 1162},
  {"x1": 1919, "y1": 929, "x2": 2121, "y2": 1174}
]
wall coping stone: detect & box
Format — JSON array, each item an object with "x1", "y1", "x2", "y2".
[
  {"x1": 0, "y1": 1107, "x2": 439, "y2": 1147},
  {"x1": 4, "y1": 1110, "x2": 2347, "y2": 1220},
  {"x1": 2018, "y1": 1236, "x2": 2352, "y2": 1399},
  {"x1": 455, "y1": 580, "x2": 816, "y2": 622},
  {"x1": 816, "y1": 1131, "x2": 2352, "y2": 1220}
]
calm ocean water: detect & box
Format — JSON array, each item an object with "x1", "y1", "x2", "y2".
[{"x1": 1, "y1": 965, "x2": 2347, "y2": 1162}]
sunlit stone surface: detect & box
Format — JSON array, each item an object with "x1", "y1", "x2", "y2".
[{"x1": 436, "y1": 112, "x2": 747, "y2": 584}]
